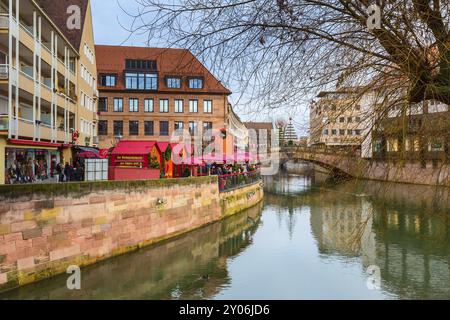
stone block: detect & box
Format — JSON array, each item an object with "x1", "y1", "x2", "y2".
[
  {"x1": 11, "y1": 221, "x2": 37, "y2": 233},
  {"x1": 33, "y1": 200, "x2": 55, "y2": 210},
  {"x1": 17, "y1": 257, "x2": 35, "y2": 271},
  {"x1": 22, "y1": 228, "x2": 43, "y2": 240},
  {"x1": 89, "y1": 196, "x2": 106, "y2": 204},
  {"x1": 0, "y1": 224, "x2": 11, "y2": 236},
  {"x1": 0, "y1": 273, "x2": 7, "y2": 285},
  {"x1": 49, "y1": 245, "x2": 81, "y2": 261}
]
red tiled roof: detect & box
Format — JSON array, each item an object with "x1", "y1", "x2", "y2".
[
  {"x1": 35, "y1": 0, "x2": 89, "y2": 50},
  {"x1": 111, "y1": 140, "x2": 156, "y2": 156},
  {"x1": 95, "y1": 45, "x2": 231, "y2": 95}
]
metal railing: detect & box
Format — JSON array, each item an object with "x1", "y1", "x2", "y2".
[
  {"x1": 0, "y1": 64, "x2": 8, "y2": 80},
  {"x1": 0, "y1": 14, "x2": 8, "y2": 29},
  {"x1": 0, "y1": 115, "x2": 8, "y2": 131},
  {"x1": 218, "y1": 170, "x2": 261, "y2": 192}
]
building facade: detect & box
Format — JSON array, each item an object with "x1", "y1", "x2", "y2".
[
  {"x1": 0, "y1": 0, "x2": 97, "y2": 184},
  {"x1": 309, "y1": 89, "x2": 365, "y2": 148},
  {"x1": 370, "y1": 100, "x2": 450, "y2": 165},
  {"x1": 244, "y1": 121, "x2": 274, "y2": 157},
  {"x1": 95, "y1": 45, "x2": 231, "y2": 150}
]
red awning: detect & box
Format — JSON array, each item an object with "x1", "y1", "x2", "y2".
[
  {"x1": 77, "y1": 151, "x2": 99, "y2": 159},
  {"x1": 8, "y1": 139, "x2": 62, "y2": 148},
  {"x1": 111, "y1": 141, "x2": 156, "y2": 156}
]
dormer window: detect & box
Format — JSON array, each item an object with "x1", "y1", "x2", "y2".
[
  {"x1": 100, "y1": 74, "x2": 117, "y2": 87},
  {"x1": 166, "y1": 77, "x2": 181, "y2": 89},
  {"x1": 188, "y1": 77, "x2": 203, "y2": 89},
  {"x1": 125, "y1": 72, "x2": 158, "y2": 90}
]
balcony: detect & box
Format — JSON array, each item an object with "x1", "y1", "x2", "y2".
[
  {"x1": 0, "y1": 64, "x2": 8, "y2": 80},
  {"x1": 0, "y1": 14, "x2": 8, "y2": 30},
  {"x1": 0, "y1": 115, "x2": 8, "y2": 130}
]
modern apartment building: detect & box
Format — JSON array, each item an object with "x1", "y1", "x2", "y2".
[
  {"x1": 95, "y1": 45, "x2": 231, "y2": 149},
  {"x1": 309, "y1": 89, "x2": 366, "y2": 147},
  {"x1": 0, "y1": 0, "x2": 97, "y2": 184}
]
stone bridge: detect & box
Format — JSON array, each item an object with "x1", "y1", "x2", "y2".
[{"x1": 280, "y1": 146, "x2": 450, "y2": 186}]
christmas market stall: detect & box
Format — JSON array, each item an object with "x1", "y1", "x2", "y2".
[{"x1": 109, "y1": 140, "x2": 162, "y2": 181}]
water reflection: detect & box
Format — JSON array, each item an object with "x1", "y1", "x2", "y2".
[{"x1": 265, "y1": 174, "x2": 449, "y2": 299}]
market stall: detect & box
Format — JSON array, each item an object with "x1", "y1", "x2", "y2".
[{"x1": 109, "y1": 141, "x2": 162, "y2": 181}]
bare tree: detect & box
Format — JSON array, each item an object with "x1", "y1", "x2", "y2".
[{"x1": 123, "y1": 1, "x2": 450, "y2": 106}]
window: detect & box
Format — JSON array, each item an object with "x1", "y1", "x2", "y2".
[
  {"x1": 355, "y1": 130, "x2": 361, "y2": 136},
  {"x1": 189, "y1": 121, "x2": 198, "y2": 135},
  {"x1": 129, "y1": 98, "x2": 139, "y2": 112},
  {"x1": 189, "y1": 100, "x2": 198, "y2": 113},
  {"x1": 159, "y1": 99, "x2": 169, "y2": 113},
  {"x1": 347, "y1": 129, "x2": 353, "y2": 135},
  {"x1": 174, "y1": 99, "x2": 184, "y2": 113},
  {"x1": 387, "y1": 138, "x2": 399, "y2": 152},
  {"x1": 100, "y1": 74, "x2": 116, "y2": 87},
  {"x1": 160, "y1": 121, "x2": 169, "y2": 136},
  {"x1": 144, "y1": 121, "x2": 154, "y2": 136},
  {"x1": 98, "y1": 97, "x2": 108, "y2": 112},
  {"x1": 174, "y1": 121, "x2": 184, "y2": 131},
  {"x1": 339, "y1": 117, "x2": 345, "y2": 123},
  {"x1": 98, "y1": 120, "x2": 108, "y2": 135},
  {"x1": 126, "y1": 59, "x2": 157, "y2": 71},
  {"x1": 339, "y1": 129, "x2": 345, "y2": 136},
  {"x1": 332, "y1": 129, "x2": 337, "y2": 135},
  {"x1": 113, "y1": 98, "x2": 123, "y2": 112},
  {"x1": 129, "y1": 121, "x2": 139, "y2": 136},
  {"x1": 203, "y1": 122, "x2": 213, "y2": 133},
  {"x1": 125, "y1": 72, "x2": 158, "y2": 90},
  {"x1": 189, "y1": 78, "x2": 203, "y2": 89},
  {"x1": 166, "y1": 77, "x2": 181, "y2": 89},
  {"x1": 429, "y1": 138, "x2": 445, "y2": 152},
  {"x1": 113, "y1": 121, "x2": 123, "y2": 136},
  {"x1": 203, "y1": 100, "x2": 213, "y2": 113},
  {"x1": 347, "y1": 117, "x2": 353, "y2": 123},
  {"x1": 373, "y1": 139, "x2": 383, "y2": 153},
  {"x1": 323, "y1": 129, "x2": 329, "y2": 135},
  {"x1": 144, "y1": 99, "x2": 154, "y2": 113}
]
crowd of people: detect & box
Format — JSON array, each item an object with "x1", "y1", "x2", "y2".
[
  {"x1": 54, "y1": 162, "x2": 85, "y2": 183},
  {"x1": 6, "y1": 160, "x2": 85, "y2": 184},
  {"x1": 210, "y1": 162, "x2": 258, "y2": 176},
  {"x1": 6, "y1": 159, "x2": 50, "y2": 184}
]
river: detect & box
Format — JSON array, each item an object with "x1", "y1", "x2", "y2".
[{"x1": 0, "y1": 172, "x2": 449, "y2": 300}]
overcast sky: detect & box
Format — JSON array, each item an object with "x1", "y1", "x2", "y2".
[{"x1": 90, "y1": 0, "x2": 307, "y2": 135}]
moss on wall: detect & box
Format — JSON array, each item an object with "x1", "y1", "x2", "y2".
[{"x1": 0, "y1": 176, "x2": 218, "y2": 200}]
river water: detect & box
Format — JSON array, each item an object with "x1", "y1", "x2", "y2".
[{"x1": 1, "y1": 172, "x2": 449, "y2": 300}]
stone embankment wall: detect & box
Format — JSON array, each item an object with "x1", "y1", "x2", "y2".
[{"x1": 0, "y1": 177, "x2": 264, "y2": 292}]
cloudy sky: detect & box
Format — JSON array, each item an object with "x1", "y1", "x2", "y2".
[{"x1": 90, "y1": 0, "x2": 307, "y2": 135}]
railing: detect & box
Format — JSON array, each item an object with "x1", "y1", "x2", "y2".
[
  {"x1": 0, "y1": 64, "x2": 8, "y2": 80},
  {"x1": 281, "y1": 145, "x2": 361, "y2": 157},
  {"x1": 0, "y1": 13, "x2": 8, "y2": 29},
  {"x1": 218, "y1": 170, "x2": 261, "y2": 192},
  {"x1": 0, "y1": 115, "x2": 8, "y2": 131}
]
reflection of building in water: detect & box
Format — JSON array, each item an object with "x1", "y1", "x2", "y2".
[
  {"x1": 0, "y1": 202, "x2": 264, "y2": 300},
  {"x1": 265, "y1": 173, "x2": 449, "y2": 299},
  {"x1": 371, "y1": 204, "x2": 449, "y2": 299},
  {"x1": 310, "y1": 197, "x2": 377, "y2": 267}
]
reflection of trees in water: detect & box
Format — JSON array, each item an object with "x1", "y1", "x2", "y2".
[
  {"x1": 0, "y1": 202, "x2": 264, "y2": 300},
  {"x1": 265, "y1": 174, "x2": 450, "y2": 299}
]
